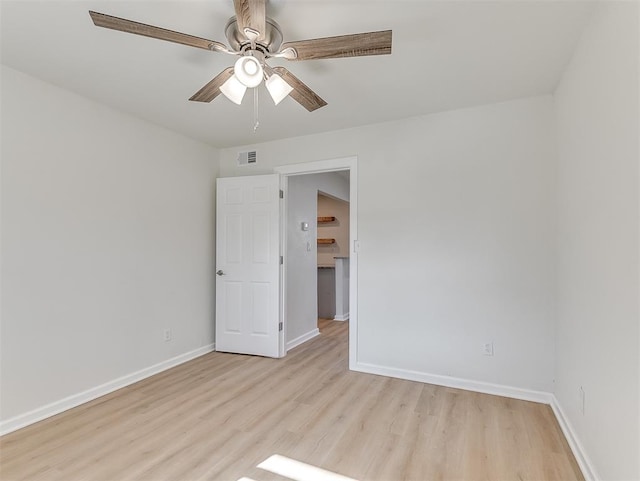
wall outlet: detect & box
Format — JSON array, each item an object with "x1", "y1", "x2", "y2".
[
  {"x1": 579, "y1": 386, "x2": 585, "y2": 415},
  {"x1": 483, "y1": 342, "x2": 494, "y2": 356},
  {"x1": 163, "y1": 329, "x2": 172, "y2": 342}
]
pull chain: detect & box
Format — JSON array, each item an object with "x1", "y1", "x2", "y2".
[{"x1": 253, "y1": 87, "x2": 260, "y2": 133}]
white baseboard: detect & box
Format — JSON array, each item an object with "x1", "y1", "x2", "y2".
[
  {"x1": 287, "y1": 329, "x2": 320, "y2": 351},
  {"x1": 354, "y1": 362, "x2": 597, "y2": 481},
  {"x1": 0, "y1": 343, "x2": 215, "y2": 436},
  {"x1": 550, "y1": 395, "x2": 599, "y2": 481},
  {"x1": 333, "y1": 313, "x2": 349, "y2": 321},
  {"x1": 354, "y1": 362, "x2": 553, "y2": 404},
  {"x1": 0, "y1": 345, "x2": 596, "y2": 481}
]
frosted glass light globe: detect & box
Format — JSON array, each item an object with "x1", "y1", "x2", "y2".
[{"x1": 234, "y1": 56, "x2": 263, "y2": 88}]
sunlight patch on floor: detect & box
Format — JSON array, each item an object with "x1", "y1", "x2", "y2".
[{"x1": 237, "y1": 454, "x2": 358, "y2": 481}]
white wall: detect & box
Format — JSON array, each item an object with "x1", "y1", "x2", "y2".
[
  {"x1": 286, "y1": 173, "x2": 349, "y2": 345},
  {"x1": 0, "y1": 66, "x2": 219, "y2": 427},
  {"x1": 221, "y1": 95, "x2": 556, "y2": 394},
  {"x1": 554, "y1": 3, "x2": 639, "y2": 480}
]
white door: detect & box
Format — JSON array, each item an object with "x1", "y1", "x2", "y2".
[{"x1": 215, "y1": 174, "x2": 281, "y2": 358}]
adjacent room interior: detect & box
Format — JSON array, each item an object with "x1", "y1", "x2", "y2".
[
  {"x1": 317, "y1": 188, "x2": 350, "y2": 324},
  {"x1": 285, "y1": 170, "x2": 351, "y2": 353},
  {"x1": 1, "y1": 1, "x2": 638, "y2": 481}
]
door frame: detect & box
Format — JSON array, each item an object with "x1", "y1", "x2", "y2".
[{"x1": 275, "y1": 157, "x2": 358, "y2": 368}]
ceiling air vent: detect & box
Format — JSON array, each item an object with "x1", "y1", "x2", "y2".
[{"x1": 237, "y1": 150, "x2": 257, "y2": 166}]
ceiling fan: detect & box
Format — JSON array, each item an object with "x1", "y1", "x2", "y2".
[{"x1": 89, "y1": 0, "x2": 392, "y2": 112}]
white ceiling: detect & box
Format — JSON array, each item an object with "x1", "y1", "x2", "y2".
[{"x1": 1, "y1": 1, "x2": 594, "y2": 148}]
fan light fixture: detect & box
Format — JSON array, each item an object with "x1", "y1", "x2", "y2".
[
  {"x1": 234, "y1": 56, "x2": 263, "y2": 88},
  {"x1": 265, "y1": 73, "x2": 294, "y2": 105},
  {"x1": 219, "y1": 75, "x2": 247, "y2": 105},
  {"x1": 220, "y1": 55, "x2": 294, "y2": 107}
]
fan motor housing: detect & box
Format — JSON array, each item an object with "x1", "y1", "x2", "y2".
[{"x1": 225, "y1": 16, "x2": 283, "y2": 53}]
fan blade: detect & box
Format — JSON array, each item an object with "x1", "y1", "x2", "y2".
[
  {"x1": 233, "y1": 0, "x2": 266, "y2": 41},
  {"x1": 280, "y1": 30, "x2": 392, "y2": 61},
  {"x1": 189, "y1": 67, "x2": 235, "y2": 103},
  {"x1": 273, "y1": 67, "x2": 327, "y2": 112},
  {"x1": 89, "y1": 11, "x2": 231, "y2": 54}
]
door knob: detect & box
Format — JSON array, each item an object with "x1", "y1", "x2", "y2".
[{"x1": 216, "y1": 270, "x2": 225, "y2": 276}]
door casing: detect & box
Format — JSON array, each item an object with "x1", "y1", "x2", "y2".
[{"x1": 275, "y1": 157, "x2": 358, "y2": 368}]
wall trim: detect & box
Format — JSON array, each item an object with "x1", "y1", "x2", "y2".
[
  {"x1": 354, "y1": 362, "x2": 553, "y2": 404},
  {"x1": 354, "y1": 362, "x2": 596, "y2": 481},
  {"x1": 274, "y1": 156, "x2": 359, "y2": 370},
  {"x1": 0, "y1": 343, "x2": 215, "y2": 436},
  {"x1": 0, "y1": 343, "x2": 596, "y2": 481},
  {"x1": 286, "y1": 329, "x2": 320, "y2": 352},
  {"x1": 333, "y1": 313, "x2": 349, "y2": 321},
  {"x1": 550, "y1": 395, "x2": 599, "y2": 481}
]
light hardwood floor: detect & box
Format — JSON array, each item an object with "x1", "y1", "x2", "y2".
[{"x1": 1, "y1": 320, "x2": 583, "y2": 481}]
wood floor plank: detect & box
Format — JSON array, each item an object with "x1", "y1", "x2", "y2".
[{"x1": 0, "y1": 320, "x2": 583, "y2": 481}]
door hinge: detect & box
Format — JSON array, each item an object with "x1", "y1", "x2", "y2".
[
  {"x1": 280, "y1": 255, "x2": 283, "y2": 265},
  {"x1": 279, "y1": 189, "x2": 284, "y2": 199},
  {"x1": 279, "y1": 322, "x2": 283, "y2": 331}
]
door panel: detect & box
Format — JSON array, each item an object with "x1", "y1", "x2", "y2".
[{"x1": 216, "y1": 174, "x2": 281, "y2": 358}]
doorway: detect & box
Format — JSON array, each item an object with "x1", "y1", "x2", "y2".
[{"x1": 275, "y1": 157, "x2": 358, "y2": 368}]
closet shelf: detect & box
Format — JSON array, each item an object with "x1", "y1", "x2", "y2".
[
  {"x1": 317, "y1": 238, "x2": 336, "y2": 245},
  {"x1": 317, "y1": 216, "x2": 336, "y2": 224}
]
